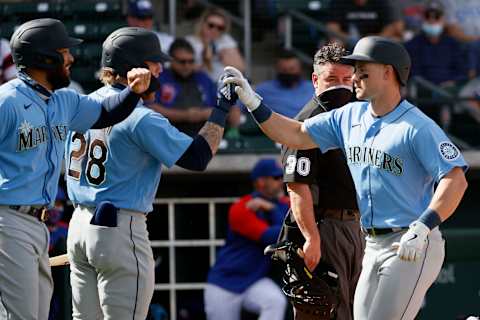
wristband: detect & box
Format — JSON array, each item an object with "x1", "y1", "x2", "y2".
[
  {"x1": 208, "y1": 108, "x2": 227, "y2": 127},
  {"x1": 250, "y1": 102, "x2": 273, "y2": 123},
  {"x1": 417, "y1": 208, "x2": 442, "y2": 230}
]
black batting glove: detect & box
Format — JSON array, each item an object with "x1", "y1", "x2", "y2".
[{"x1": 216, "y1": 73, "x2": 238, "y2": 113}]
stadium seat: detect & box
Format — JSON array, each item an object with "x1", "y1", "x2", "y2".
[
  {"x1": 2, "y1": 2, "x2": 61, "y2": 17},
  {"x1": 0, "y1": 21, "x2": 19, "y2": 39},
  {"x1": 63, "y1": 1, "x2": 122, "y2": 18}
]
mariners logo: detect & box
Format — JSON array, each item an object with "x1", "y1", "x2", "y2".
[
  {"x1": 439, "y1": 141, "x2": 459, "y2": 161},
  {"x1": 17, "y1": 120, "x2": 68, "y2": 152}
]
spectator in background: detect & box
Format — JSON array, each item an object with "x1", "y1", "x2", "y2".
[
  {"x1": 405, "y1": 0, "x2": 468, "y2": 128},
  {"x1": 204, "y1": 159, "x2": 288, "y2": 320},
  {"x1": 127, "y1": 0, "x2": 174, "y2": 52},
  {"x1": 186, "y1": 7, "x2": 245, "y2": 82},
  {"x1": 151, "y1": 38, "x2": 240, "y2": 136},
  {"x1": 0, "y1": 37, "x2": 16, "y2": 83},
  {"x1": 149, "y1": 38, "x2": 211, "y2": 136},
  {"x1": 405, "y1": 1, "x2": 468, "y2": 87},
  {"x1": 440, "y1": 0, "x2": 480, "y2": 78},
  {"x1": 255, "y1": 50, "x2": 314, "y2": 118},
  {"x1": 325, "y1": 0, "x2": 404, "y2": 47}
]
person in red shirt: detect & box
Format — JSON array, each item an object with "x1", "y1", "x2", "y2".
[{"x1": 204, "y1": 159, "x2": 289, "y2": 320}]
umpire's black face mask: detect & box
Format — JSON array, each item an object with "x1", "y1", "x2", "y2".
[{"x1": 317, "y1": 85, "x2": 353, "y2": 110}]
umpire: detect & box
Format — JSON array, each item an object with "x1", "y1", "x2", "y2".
[{"x1": 281, "y1": 42, "x2": 364, "y2": 320}]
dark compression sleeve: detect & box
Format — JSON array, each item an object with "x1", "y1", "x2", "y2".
[
  {"x1": 175, "y1": 135, "x2": 213, "y2": 171},
  {"x1": 91, "y1": 87, "x2": 140, "y2": 129}
]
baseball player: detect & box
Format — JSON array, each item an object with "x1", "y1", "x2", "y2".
[
  {"x1": 0, "y1": 18, "x2": 151, "y2": 320},
  {"x1": 65, "y1": 27, "x2": 237, "y2": 320},
  {"x1": 224, "y1": 36, "x2": 468, "y2": 319},
  {"x1": 280, "y1": 42, "x2": 364, "y2": 320}
]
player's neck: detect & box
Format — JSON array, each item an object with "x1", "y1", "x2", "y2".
[
  {"x1": 369, "y1": 88, "x2": 402, "y2": 117},
  {"x1": 25, "y1": 69, "x2": 53, "y2": 92}
]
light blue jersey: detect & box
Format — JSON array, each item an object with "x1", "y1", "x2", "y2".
[
  {"x1": 0, "y1": 77, "x2": 102, "y2": 206},
  {"x1": 66, "y1": 85, "x2": 193, "y2": 213},
  {"x1": 304, "y1": 100, "x2": 468, "y2": 228}
]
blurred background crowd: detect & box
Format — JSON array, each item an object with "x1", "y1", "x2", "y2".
[{"x1": 1, "y1": 0, "x2": 479, "y2": 319}]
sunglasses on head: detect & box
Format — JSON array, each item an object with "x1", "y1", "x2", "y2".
[
  {"x1": 174, "y1": 58, "x2": 195, "y2": 65},
  {"x1": 206, "y1": 22, "x2": 226, "y2": 32}
]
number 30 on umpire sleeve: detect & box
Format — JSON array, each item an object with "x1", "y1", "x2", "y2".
[
  {"x1": 68, "y1": 132, "x2": 108, "y2": 186},
  {"x1": 285, "y1": 155, "x2": 311, "y2": 176}
]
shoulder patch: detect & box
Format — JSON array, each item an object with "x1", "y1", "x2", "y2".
[{"x1": 438, "y1": 141, "x2": 460, "y2": 161}]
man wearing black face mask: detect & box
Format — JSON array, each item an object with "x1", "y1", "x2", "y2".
[
  {"x1": 278, "y1": 42, "x2": 364, "y2": 320},
  {"x1": 255, "y1": 50, "x2": 314, "y2": 118}
]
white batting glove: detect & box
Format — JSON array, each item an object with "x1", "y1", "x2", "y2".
[
  {"x1": 392, "y1": 221, "x2": 430, "y2": 262},
  {"x1": 222, "y1": 66, "x2": 262, "y2": 111}
]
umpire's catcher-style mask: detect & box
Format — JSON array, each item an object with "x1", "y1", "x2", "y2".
[
  {"x1": 101, "y1": 27, "x2": 170, "y2": 78},
  {"x1": 11, "y1": 18, "x2": 82, "y2": 71},
  {"x1": 265, "y1": 241, "x2": 340, "y2": 319},
  {"x1": 341, "y1": 36, "x2": 411, "y2": 86}
]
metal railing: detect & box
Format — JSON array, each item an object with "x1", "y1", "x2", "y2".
[{"x1": 151, "y1": 197, "x2": 237, "y2": 320}]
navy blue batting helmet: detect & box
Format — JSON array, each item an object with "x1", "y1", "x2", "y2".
[
  {"x1": 10, "y1": 18, "x2": 82, "y2": 70},
  {"x1": 101, "y1": 27, "x2": 170, "y2": 77}
]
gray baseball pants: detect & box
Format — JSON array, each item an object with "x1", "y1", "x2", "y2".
[
  {"x1": 67, "y1": 205, "x2": 154, "y2": 320},
  {"x1": 353, "y1": 227, "x2": 445, "y2": 320},
  {"x1": 0, "y1": 206, "x2": 53, "y2": 320}
]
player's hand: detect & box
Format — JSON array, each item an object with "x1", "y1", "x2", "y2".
[
  {"x1": 303, "y1": 236, "x2": 321, "y2": 272},
  {"x1": 127, "y1": 68, "x2": 151, "y2": 94},
  {"x1": 223, "y1": 66, "x2": 262, "y2": 111},
  {"x1": 392, "y1": 221, "x2": 430, "y2": 262},
  {"x1": 245, "y1": 198, "x2": 275, "y2": 211},
  {"x1": 216, "y1": 73, "x2": 238, "y2": 113}
]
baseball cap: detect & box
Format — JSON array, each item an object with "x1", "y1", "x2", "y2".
[
  {"x1": 424, "y1": 0, "x2": 444, "y2": 16},
  {"x1": 251, "y1": 159, "x2": 283, "y2": 180},
  {"x1": 128, "y1": 0, "x2": 154, "y2": 18}
]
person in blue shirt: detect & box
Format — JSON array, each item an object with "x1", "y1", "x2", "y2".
[
  {"x1": 66, "y1": 27, "x2": 237, "y2": 320},
  {"x1": 255, "y1": 50, "x2": 314, "y2": 118},
  {"x1": 152, "y1": 38, "x2": 218, "y2": 136},
  {"x1": 204, "y1": 159, "x2": 288, "y2": 320},
  {"x1": 224, "y1": 36, "x2": 468, "y2": 320},
  {"x1": 405, "y1": 1, "x2": 468, "y2": 86},
  {"x1": 0, "y1": 19, "x2": 152, "y2": 320}
]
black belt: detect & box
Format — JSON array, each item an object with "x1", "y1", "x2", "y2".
[
  {"x1": 8, "y1": 205, "x2": 48, "y2": 222},
  {"x1": 361, "y1": 226, "x2": 408, "y2": 236},
  {"x1": 317, "y1": 208, "x2": 360, "y2": 221}
]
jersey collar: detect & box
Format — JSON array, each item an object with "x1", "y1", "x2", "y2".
[
  {"x1": 366, "y1": 100, "x2": 414, "y2": 126},
  {"x1": 18, "y1": 72, "x2": 52, "y2": 100}
]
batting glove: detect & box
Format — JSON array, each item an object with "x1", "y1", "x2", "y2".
[
  {"x1": 216, "y1": 73, "x2": 238, "y2": 113},
  {"x1": 392, "y1": 221, "x2": 430, "y2": 262},
  {"x1": 223, "y1": 66, "x2": 262, "y2": 111}
]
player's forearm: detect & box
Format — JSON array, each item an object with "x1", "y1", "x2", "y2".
[
  {"x1": 91, "y1": 87, "x2": 140, "y2": 129},
  {"x1": 199, "y1": 120, "x2": 224, "y2": 155},
  {"x1": 287, "y1": 183, "x2": 319, "y2": 242},
  {"x1": 253, "y1": 109, "x2": 317, "y2": 150},
  {"x1": 428, "y1": 167, "x2": 468, "y2": 222}
]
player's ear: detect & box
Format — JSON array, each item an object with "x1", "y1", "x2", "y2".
[{"x1": 312, "y1": 73, "x2": 318, "y2": 89}]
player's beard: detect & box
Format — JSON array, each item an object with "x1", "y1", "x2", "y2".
[{"x1": 46, "y1": 64, "x2": 71, "y2": 90}]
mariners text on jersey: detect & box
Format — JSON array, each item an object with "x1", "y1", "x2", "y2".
[
  {"x1": 17, "y1": 122, "x2": 68, "y2": 151},
  {"x1": 345, "y1": 145, "x2": 403, "y2": 176}
]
